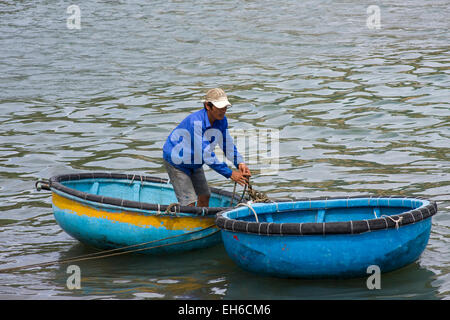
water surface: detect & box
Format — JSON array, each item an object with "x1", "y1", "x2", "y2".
[{"x1": 0, "y1": 0, "x2": 449, "y2": 299}]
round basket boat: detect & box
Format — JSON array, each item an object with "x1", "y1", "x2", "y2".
[
  {"x1": 41, "y1": 172, "x2": 241, "y2": 254},
  {"x1": 216, "y1": 196, "x2": 437, "y2": 278}
]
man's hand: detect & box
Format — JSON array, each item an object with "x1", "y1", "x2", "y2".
[
  {"x1": 230, "y1": 170, "x2": 249, "y2": 186},
  {"x1": 238, "y1": 163, "x2": 251, "y2": 177}
]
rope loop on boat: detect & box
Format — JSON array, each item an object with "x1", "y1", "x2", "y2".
[
  {"x1": 237, "y1": 201, "x2": 259, "y2": 223},
  {"x1": 35, "y1": 179, "x2": 50, "y2": 191},
  {"x1": 247, "y1": 178, "x2": 270, "y2": 203},
  {"x1": 165, "y1": 203, "x2": 180, "y2": 216}
]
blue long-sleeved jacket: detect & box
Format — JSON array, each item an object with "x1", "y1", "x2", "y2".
[{"x1": 163, "y1": 108, "x2": 244, "y2": 178}]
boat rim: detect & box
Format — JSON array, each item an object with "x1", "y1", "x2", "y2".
[
  {"x1": 49, "y1": 172, "x2": 242, "y2": 216},
  {"x1": 215, "y1": 196, "x2": 437, "y2": 235}
]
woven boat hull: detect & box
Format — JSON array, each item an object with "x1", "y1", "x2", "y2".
[
  {"x1": 216, "y1": 197, "x2": 437, "y2": 278},
  {"x1": 49, "y1": 173, "x2": 236, "y2": 254}
]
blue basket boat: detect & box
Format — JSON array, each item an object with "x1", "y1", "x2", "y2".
[
  {"x1": 40, "y1": 173, "x2": 239, "y2": 254},
  {"x1": 216, "y1": 197, "x2": 437, "y2": 278}
]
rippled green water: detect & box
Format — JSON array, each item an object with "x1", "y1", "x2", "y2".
[{"x1": 0, "y1": 0, "x2": 449, "y2": 299}]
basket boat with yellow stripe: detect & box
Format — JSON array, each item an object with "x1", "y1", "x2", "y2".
[{"x1": 38, "y1": 173, "x2": 239, "y2": 254}]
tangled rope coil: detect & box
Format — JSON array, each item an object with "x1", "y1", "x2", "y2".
[
  {"x1": 247, "y1": 183, "x2": 271, "y2": 203},
  {"x1": 230, "y1": 177, "x2": 271, "y2": 206}
]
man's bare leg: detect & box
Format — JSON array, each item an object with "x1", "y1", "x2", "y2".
[{"x1": 197, "y1": 194, "x2": 210, "y2": 207}]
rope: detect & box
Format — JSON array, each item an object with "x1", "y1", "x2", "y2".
[
  {"x1": 230, "y1": 177, "x2": 271, "y2": 205},
  {"x1": 381, "y1": 215, "x2": 403, "y2": 229},
  {"x1": 23, "y1": 173, "x2": 269, "y2": 273},
  {"x1": 129, "y1": 174, "x2": 143, "y2": 186},
  {"x1": 165, "y1": 203, "x2": 180, "y2": 216},
  {"x1": 227, "y1": 176, "x2": 273, "y2": 223},
  {"x1": 247, "y1": 183, "x2": 270, "y2": 203},
  {"x1": 229, "y1": 182, "x2": 238, "y2": 207},
  {"x1": 35, "y1": 179, "x2": 50, "y2": 191},
  {"x1": 237, "y1": 202, "x2": 259, "y2": 223},
  {"x1": 238, "y1": 183, "x2": 248, "y2": 203},
  {"x1": 0, "y1": 224, "x2": 218, "y2": 273}
]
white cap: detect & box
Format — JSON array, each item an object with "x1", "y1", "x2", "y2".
[{"x1": 204, "y1": 88, "x2": 231, "y2": 109}]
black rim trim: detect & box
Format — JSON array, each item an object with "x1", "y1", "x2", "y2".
[
  {"x1": 49, "y1": 172, "x2": 241, "y2": 216},
  {"x1": 215, "y1": 196, "x2": 437, "y2": 235}
]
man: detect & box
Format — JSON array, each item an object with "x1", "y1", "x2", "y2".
[{"x1": 163, "y1": 88, "x2": 251, "y2": 207}]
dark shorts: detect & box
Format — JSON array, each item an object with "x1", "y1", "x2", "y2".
[{"x1": 163, "y1": 160, "x2": 211, "y2": 206}]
